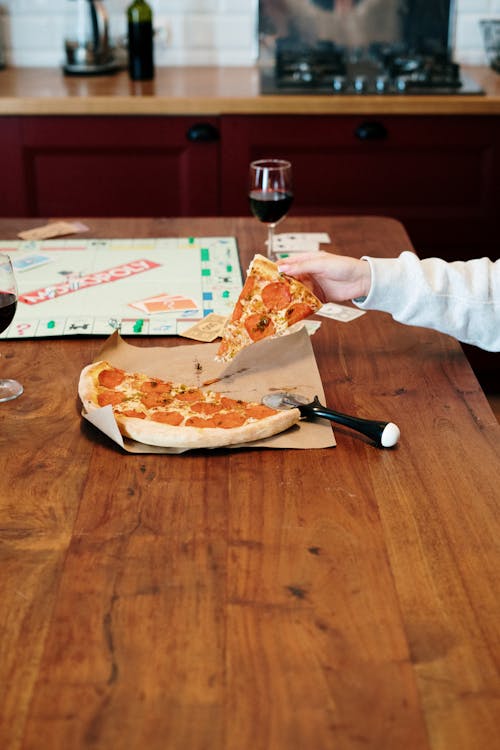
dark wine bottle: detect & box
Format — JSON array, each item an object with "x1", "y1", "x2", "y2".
[{"x1": 127, "y1": 0, "x2": 154, "y2": 81}]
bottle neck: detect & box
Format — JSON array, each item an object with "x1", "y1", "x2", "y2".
[{"x1": 128, "y1": 0, "x2": 152, "y2": 22}]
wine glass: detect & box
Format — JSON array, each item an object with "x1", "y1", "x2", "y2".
[
  {"x1": 249, "y1": 159, "x2": 294, "y2": 259},
  {"x1": 0, "y1": 254, "x2": 23, "y2": 402}
]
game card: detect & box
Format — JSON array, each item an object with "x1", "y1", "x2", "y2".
[
  {"x1": 179, "y1": 313, "x2": 227, "y2": 342},
  {"x1": 273, "y1": 232, "x2": 331, "y2": 254},
  {"x1": 12, "y1": 254, "x2": 52, "y2": 272},
  {"x1": 317, "y1": 303, "x2": 366, "y2": 322},
  {"x1": 129, "y1": 293, "x2": 199, "y2": 314},
  {"x1": 17, "y1": 221, "x2": 89, "y2": 241}
]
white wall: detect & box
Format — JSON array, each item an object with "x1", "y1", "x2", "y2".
[
  {"x1": 455, "y1": 0, "x2": 500, "y2": 64},
  {"x1": 0, "y1": 0, "x2": 498, "y2": 68}
]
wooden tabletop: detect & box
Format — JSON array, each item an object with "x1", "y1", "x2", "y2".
[
  {"x1": 1, "y1": 216, "x2": 499, "y2": 750},
  {"x1": 1, "y1": 65, "x2": 500, "y2": 115}
]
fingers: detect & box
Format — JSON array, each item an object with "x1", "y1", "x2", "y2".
[
  {"x1": 278, "y1": 252, "x2": 372, "y2": 302},
  {"x1": 277, "y1": 251, "x2": 333, "y2": 277}
]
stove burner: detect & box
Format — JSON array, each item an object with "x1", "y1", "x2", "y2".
[
  {"x1": 276, "y1": 39, "x2": 345, "y2": 88},
  {"x1": 385, "y1": 52, "x2": 461, "y2": 90},
  {"x1": 262, "y1": 38, "x2": 484, "y2": 96}
]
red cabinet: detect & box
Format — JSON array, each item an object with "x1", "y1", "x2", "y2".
[
  {"x1": 1, "y1": 113, "x2": 499, "y2": 260},
  {"x1": 0, "y1": 118, "x2": 25, "y2": 215},
  {"x1": 1, "y1": 116, "x2": 220, "y2": 218},
  {"x1": 220, "y1": 114, "x2": 500, "y2": 260}
]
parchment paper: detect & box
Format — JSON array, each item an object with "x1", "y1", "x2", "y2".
[{"x1": 81, "y1": 327, "x2": 335, "y2": 453}]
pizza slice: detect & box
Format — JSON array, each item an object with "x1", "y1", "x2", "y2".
[
  {"x1": 79, "y1": 360, "x2": 300, "y2": 449},
  {"x1": 216, "y1": 254, "x2": 322, "y2": 362}
]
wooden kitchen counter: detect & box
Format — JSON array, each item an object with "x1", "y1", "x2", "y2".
[
  {"x1": 1, "y1": 215, "x2": 499, "y2": 750},
  {"x1": 0, "y1": 65, "x2": 500, "y2": 115}
]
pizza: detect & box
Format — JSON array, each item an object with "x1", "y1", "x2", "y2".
[
  {"x1": 216, "y1": 254, "x2": 322, "y2": 362},
  {"x1": 79, "y1": 360, "x2": 300, "y2": 449}
]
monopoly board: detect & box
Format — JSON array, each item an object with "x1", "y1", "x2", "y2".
[{"x1": 0, "y1": 236, "x2": 243, "y2": 339}]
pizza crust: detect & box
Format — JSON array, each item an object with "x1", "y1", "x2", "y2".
[
  {"x1": 250, "y1": 254, "x2": 279, "y2": 281},
  {"x1": 78, "y1": 361, "x2": 112, "y2": 411},
  {"x1": 78, "y1": 361, "x2": 300, "y2": 449},
  {"x1": 114, "y1": 408, "x2": 300, "y2": 449}
]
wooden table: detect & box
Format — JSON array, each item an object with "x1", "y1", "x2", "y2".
[{"x1": 1, "y1": 216, "x2": 499, "y2": 750}]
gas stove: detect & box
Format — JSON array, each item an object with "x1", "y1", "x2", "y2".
[{"x1": 260, "y1": 39, "x2": 484, "y2": 96}]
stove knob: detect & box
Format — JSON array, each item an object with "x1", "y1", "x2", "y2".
[
  {"x1": 375, "y1": 75, "x2": 389, "y2": 93},
  {"x1": 293, "y1": 69, "x2": 312, "y2": 83},
  {"x1": 354, "y1": 75, "x2": 367, "y2": 93},
  {"x1": 332, "y1": 76, "x2": 346, "y2": 92}
]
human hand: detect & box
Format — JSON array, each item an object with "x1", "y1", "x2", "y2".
[{"x1": 278, "y1": 251, "x2": 372, "y2": 304}]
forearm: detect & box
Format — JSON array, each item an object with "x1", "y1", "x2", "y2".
[{"x1": 356, "y1": 252, "x2": 500, "y2": 352}]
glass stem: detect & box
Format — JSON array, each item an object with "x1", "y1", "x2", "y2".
[{"x1": 267, "y1": 223, "x2": 275, "y2": 259}]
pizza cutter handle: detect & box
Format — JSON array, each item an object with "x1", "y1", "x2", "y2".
[{"x1": 305, "y1": 397, "x2": 400, "y2": 448}]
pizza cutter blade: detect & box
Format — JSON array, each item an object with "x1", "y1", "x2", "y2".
[{"x1": 262, "y1": 392, "x2": 400, "y2": 448}]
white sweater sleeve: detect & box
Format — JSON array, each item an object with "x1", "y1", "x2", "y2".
[{"x1": 354, "y1": 251, "x2": 500, "y2": 352}]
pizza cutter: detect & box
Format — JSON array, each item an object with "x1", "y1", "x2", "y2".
[{"x1": 262, "y1": 392, "x2": 400, "y2": 448}]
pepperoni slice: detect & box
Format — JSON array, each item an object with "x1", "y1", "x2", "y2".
[
  {"x1": 140, "y1": 379, "x2": 172, "y2": 394},
  {"x1": 151, "y1": 411, "x2": 184, "y2": 425},
  {"x1": 220, "y1": 396, "x2": 244, "y2": 410},
  {"x1": 98, "y1": 367, "x2": 125, "y2": 388},
  {"x1": 232, "y1": 276, "x2": 255, "y2": 321},
  {"x1": 211, "y1": 412, "x2": 247, "y2": 429},
  {"x1": 216, "y1": 339, "x2": 230, "y2": 358},
  {"x1": 262, "y1": 281, "x2": 292, "y2": 312},
  {"x1": 185, "y1": 415, "x2": 215, "y2": 428},
  {"x1": 97, "y1": 390, "x2": 126, "y2": 407},
  {"x1": 176, "y1": 389, "x2": 203, "y2": 402},
  {"x1": 285, "y1": 302, "x2": 315, "y2": 327},
  {"x1": 231, "y1": 300, "x2": 243, "y2": 322},
  {"x1": 191, "y1": 401, "x2": 223, "y2": 415},
  {"x1": 244, "y1": 404, "x2": 277, "y2": 420},
  {"x1": 240, "y1": 275, "x2": 255, "y2": 301},
  {"x1": 244, "y1": 313, "x2": 276, "y2": 342},
  {"x1": 119, "y1": 409, "x2": 146, "y2": 419},
  {"x1": 141, "y1": 392, "x2": 172, "y2": 409}
]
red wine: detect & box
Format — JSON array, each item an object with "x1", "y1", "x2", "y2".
[
  {"x1": 249, "y1": 190, "x2": 293, "y2": 224},
  {"x1": 0, "y1": 292, "x2": 17, "y2": 333}
]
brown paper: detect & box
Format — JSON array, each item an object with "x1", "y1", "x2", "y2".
[{"x1": 82, "y1": 327, "x2": 335, "y2": 453}]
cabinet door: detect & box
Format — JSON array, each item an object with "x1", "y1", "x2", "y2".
[
  {"x1": 220, "y1": 115, "x2": 500, "y2": 258},
  {"x1": 0, "y1": 119, "x2": 27, "y2": 216},
  {"x1": 18, "y1": 116, "x2": 220, "y2": 217}
]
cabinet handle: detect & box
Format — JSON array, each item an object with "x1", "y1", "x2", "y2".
[
  {"x1": 355, "y1": 121, "x2": 388, "y2": 141},
  {"x1": 186, "y1": 122, "x2": 220, "y2": 143}
]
